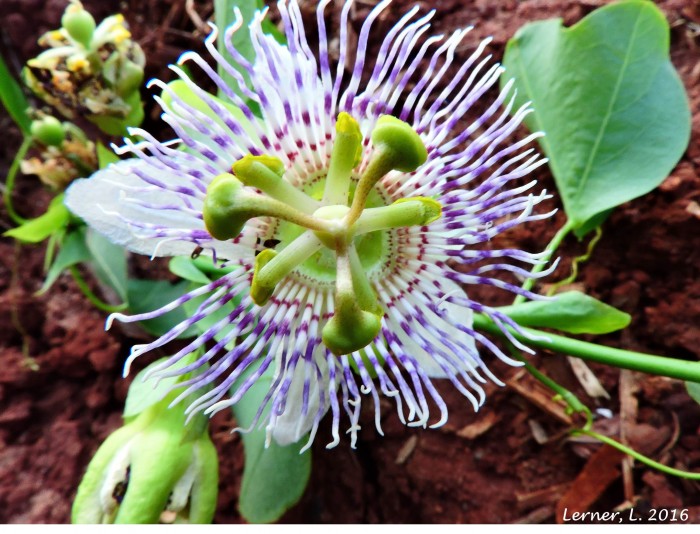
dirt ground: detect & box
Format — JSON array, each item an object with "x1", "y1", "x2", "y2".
[{"x1": 1, "y1": 0, "x2": 699, "y2": 524}]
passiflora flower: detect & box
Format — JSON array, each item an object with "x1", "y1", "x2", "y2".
[{"x1": 66, "y1": 0, "x2": 554, "y2": 450}]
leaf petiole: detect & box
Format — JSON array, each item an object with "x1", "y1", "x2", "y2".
[{"x1": 69, "y1": 265, "x2": 128, "y2": 313}]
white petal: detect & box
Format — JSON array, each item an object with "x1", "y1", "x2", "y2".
[{"x1": 65, "y1": 160, "x2": 249, "y2": 260}]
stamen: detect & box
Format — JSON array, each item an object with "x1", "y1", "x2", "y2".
[
  {"x1": 251, "y1": 231, "x2": 323, "y2": 306},
  {"x1": 203, "y1": 173, "x2": 329, "y2": 240},
  {"x1": 233, "y1": 155, "x2": 320, "y2": 214},
  {"x1": 321, "y1": 244, "x2": 383, "y2": 356},
  {"x1": 347, "y1": 115, "x2": 428, "y2": 225},
  {"x1": 321, "y1": 112, "x2": 363, "y2": 205},
  {"x1": 352, "y1": 197, "x2": 442, "y2": 235}
]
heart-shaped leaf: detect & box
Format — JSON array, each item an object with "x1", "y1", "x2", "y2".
[
  {"x1": 232, "y1": 362, "x2": 311, "y2": 524},
  {"x1": 502, "y1": 0, "x2": 690, "y2": 231}
]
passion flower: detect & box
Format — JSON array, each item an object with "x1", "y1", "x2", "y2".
[{"x1": 65, "y1": 0, "x2": 554, "y2": 449}]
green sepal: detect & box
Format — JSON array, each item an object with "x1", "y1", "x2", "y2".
[
  {"x1": 71, "y1": 422, "x2": 144, "y2": 523},
  {"x1": 188, "y1": 438, "x2": 219, "y2": 524},
  {"x1": 114, "y1": 406, "x2": 195, "y2": 524}
]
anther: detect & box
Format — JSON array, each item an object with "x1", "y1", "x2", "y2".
[
  {"x1": 203, "y1": 173, "x2": 329, "y2": 241},
  {"x1": 346, "y1": 115, "x2": 427, "y2": 225}
]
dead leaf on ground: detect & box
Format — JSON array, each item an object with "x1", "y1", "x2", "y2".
[
  {"x1": 568, "y1": 356, "x2": 610, "y2": 399},
  {"x1": 456, "y1": 411, "x2": 499, "y2": 439},
  {"x1": 555, "y1": 444, "x2": 625, "y2": 523}
]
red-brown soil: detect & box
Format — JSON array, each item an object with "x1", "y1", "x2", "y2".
[{"x1": 1, "y1": 0, "x2": 699, "y2": 524}]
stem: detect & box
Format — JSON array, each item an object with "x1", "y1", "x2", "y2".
[
  {"x1": 574, "y1": 428, "x2": 700, "y2": 480},
  {"x1": 69, "y1": 265, "x2": 128, "y2": 313},
  {"x1": 473, "y1": 313, "x2": 700, "y2": 383},
  {"x1": 514, "y1": 219, "x2": 574, "y2": 304},
  {"x1": 507, "y1": 342, "x2": 592, "y2": 424},
  {"x1": 10, "y1": 241, "x2": 38, "y2": 370},
  {"x1": 3, "y1": 136, "x2": 32, "y2": 225}
]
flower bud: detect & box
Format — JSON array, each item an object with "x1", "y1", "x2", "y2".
[
  {"x1": 62, "y1": 1, "x2": 96, "y2": 48},
  {"x1": 72, "y1": 386, "x2": 218, "y2": 523},
  {"x1": 30, "y1": 116, "x2": 65, "y2": 147}
]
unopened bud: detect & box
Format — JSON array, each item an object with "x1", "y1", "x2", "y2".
[
  {"x1": 62, "y1": 1, "x2": 96, "y2": 48},
  {"x1": 30, "y1": 116, "x2": 65, "y2": 147}
]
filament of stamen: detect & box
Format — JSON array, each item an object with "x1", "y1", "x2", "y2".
[
  {"x1": 352, "y1": 197, "x2": 441, "y2": 235},
  {"x1": 233, "y1": 155, "x2": 320, "y2": 214},
  {"x1": 251, "y1": 231, "x2": 323, "y2": 306},
  {"x1": 322, "y1": 112, "x2": 363, "y2": 205},
  {"x1": 203, "y1": 173, "x2": 329, "y2": 240}
]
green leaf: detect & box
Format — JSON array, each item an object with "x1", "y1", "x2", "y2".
[
  {"x1": 123, "y1": 354, "x2": 210, "y2": 423},
  {"x1": 502, "y1": 0, "x2": 691, "y2": 230},
  {"x1": 233, "y1": 362, "x2": 311, "y2": 524},
  {"x1": 38, "y1": 227, "x2": 92, "y2": 294},
  {"x1": 214, "y1": 0, "x2": 262, "y2": 96},
  {"x1": 97, "y1": 142, "x2": 120, "y2": 168},
  {"x1": 169, "y1": 256, "x2": 212, "y2": 285},
  {"x1": 0, "y1": 52, "x2": 31, "y2": 134},
  {"x1": 163, "y1": 79, "x2": 261, "y2": 145},
  {"x1": 213, "y1": 0, "x2": 285, "y2": 112},
  {"x1": 686, "y1": 381, "x2": 700, "y2": 405},
  {"x1": 85, "y1": 228, "x2": 129, "y2": 302},
  {"x1": 498, "y1": 291, "x2": 631, "y2": 334},
  {"x1": 124, "y1": 357, "x2": 183, "y2": 418},
  {"x1": 4, "y1": 195, "x2": 70, "y2": 243},
  {"x1": 126, "y1": 278, "x2": 195, "y2": 337}
]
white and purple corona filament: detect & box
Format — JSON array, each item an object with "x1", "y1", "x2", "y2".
[{"x1": 66, "y1": 0, "x2": 555, "y2": 449}]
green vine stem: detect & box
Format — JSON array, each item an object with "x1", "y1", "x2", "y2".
[
  {"x1": 507, "y1": 342, "x2": 592, "y2": 425},
  {"x1": 473, "y1": 313, "x2": 700, "y2": 384},
  {"x1": 3, "y1": 136, "x2": 32, "y2": 225},
  {"x1": 68, "y1": 265, "x2": 128, "y2": 313},
  {"x1": 506, "y1": 342, "x2": 700, "y2": 480},
  {"x1": 513, "y1": 219, "x2": 575, "y2": 305},
  {"x1": 573, "y1": 428, "x2": 700, "y2": 480}
]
